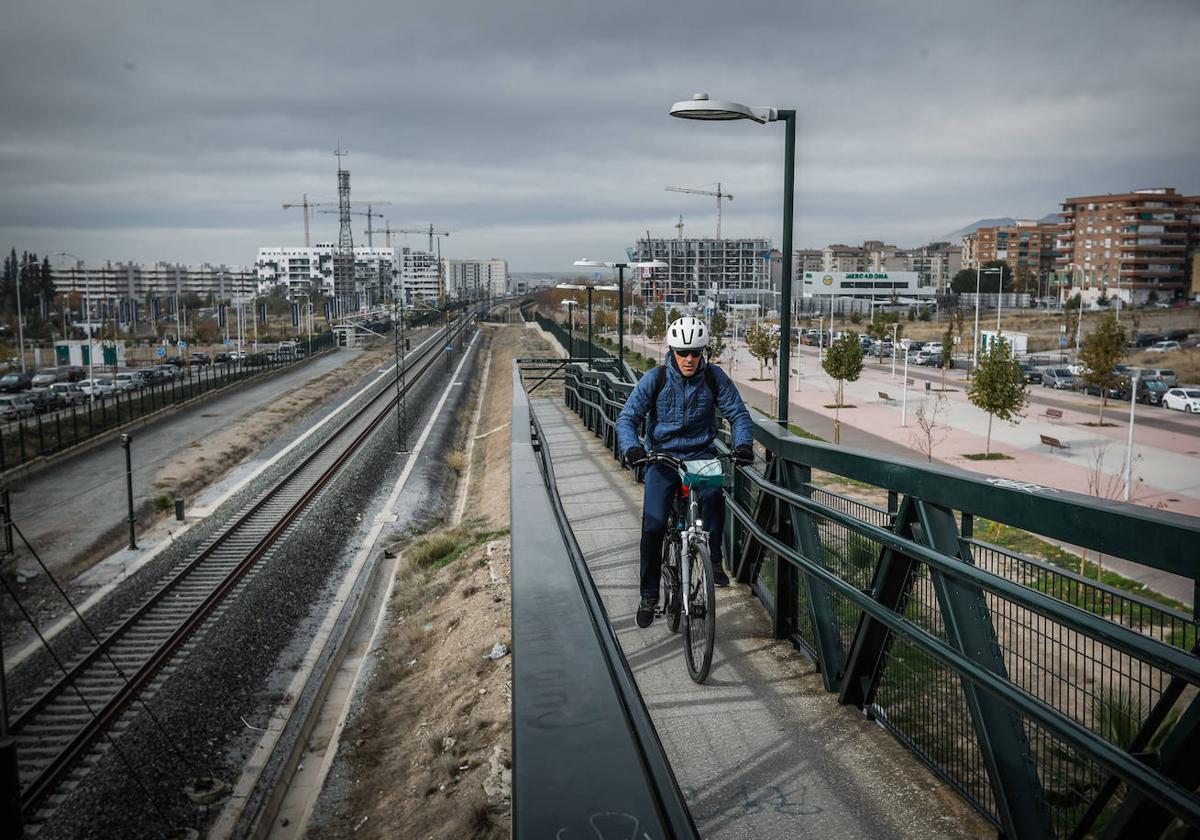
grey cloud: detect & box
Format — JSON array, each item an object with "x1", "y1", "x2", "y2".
[{"x1": 1, "y1": 0, "x2": 1198, "y2": 269}]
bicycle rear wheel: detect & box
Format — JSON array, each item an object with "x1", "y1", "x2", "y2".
[
  {"x1": 683, "y1": 541, "x2": 716, "y2": 683},
  {"x1": 661, "y1": 526, "x2": 682, "y2": 634}
]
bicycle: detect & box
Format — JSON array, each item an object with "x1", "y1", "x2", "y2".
[{"x1": 642, "y1": 451, "x2": 732, "y2": 684}]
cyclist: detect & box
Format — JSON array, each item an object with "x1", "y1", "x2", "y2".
[{"x1": 616, "y1": 315, "x2": 754, "y2": 628}]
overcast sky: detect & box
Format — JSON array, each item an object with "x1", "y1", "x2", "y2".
[{"x1": 2, "y1": 0, "x2": 1198, "y2": 272}]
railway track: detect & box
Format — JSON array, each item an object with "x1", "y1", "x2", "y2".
[{"x1": 8, "y1": 313, "x2": 476, "y2": 824}]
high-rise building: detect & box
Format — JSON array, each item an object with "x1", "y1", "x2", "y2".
[
  {"x1": 822, "y1": 244, "x2": 867, "y2": 273},
  {"x1": 904, "y1": 241, "x2": 962, "y2": 292},
  {"x1": 399, "y1": 247, "x2": 441, "y2": 304},
  {"x1": 796, "y1": 240, "x2": 962, "y2": 294},
  {"x1": 443, "y1": 258, "x2": 508, "y2": 298},
  {"x1": 962, "y1": 220, "x2": 1060, "y2": 295},
  {"x1": 1055, "y1": 188, "x2": 1198, "y2": 304},
  {"x1": 631, "y1": 237, "x2": 772, "y2": 307},
  {"x1": 255, "y1": 244, "x2": 398, "y2": 300}
]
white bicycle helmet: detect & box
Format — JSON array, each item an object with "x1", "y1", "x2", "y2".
[{"x1": 666, "y1": 316, "x2": 709, "y2": 350}]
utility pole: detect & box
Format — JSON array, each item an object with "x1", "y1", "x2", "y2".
[{"x1": 121, "y1": 434, "x2": 137, "y2": 550}]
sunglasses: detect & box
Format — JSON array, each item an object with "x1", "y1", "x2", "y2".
[{"x1": 674, "y1": 349, "x2": 704, "y2": 359}]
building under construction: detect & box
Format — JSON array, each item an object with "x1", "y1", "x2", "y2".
[{"x1": 631, "y1": 236, "x2": 772, "y2": 309}]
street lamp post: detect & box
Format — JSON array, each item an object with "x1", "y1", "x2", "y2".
[
  {"x1": 890, "y1": 322, "x2": 899, "y2": 379},
  {"x1": 671, "y1": 93, "x2": 796, "y2": 425},
  {"x1": 1125, "y1": 373, "x2": 1139, "y2": 501},
  {"x1": 586, "y1": 286, "x2": 594, "y2": 370},
  {"x1": 575, "y1": 259, "x2": 667, "y2": 377},
  {"x1": 971, "y1": 266, "x2": 1003, "y2": 375}
]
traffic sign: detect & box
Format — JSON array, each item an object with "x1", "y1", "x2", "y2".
[
  {"x1": 156, "y1": 347, "x2": 166, "y2": 358},
  {"x1": 177, "y1": 341, "x2": 187, "y2": 350},
  {"x1": 224, "y1": 338, "x2": 232, "y2": 346},
  {"x1": 1059, "y1": 337, "x2": 1068, "y2": 348}
]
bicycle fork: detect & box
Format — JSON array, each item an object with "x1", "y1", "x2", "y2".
[{"x1": 679, "y1": 496, "x2": 704, "y2": 617}]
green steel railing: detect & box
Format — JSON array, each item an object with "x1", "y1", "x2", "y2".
[{"x1": 558, "y1": 362, "x2": 1200, "y2": 840}]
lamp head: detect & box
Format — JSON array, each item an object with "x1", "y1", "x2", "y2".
[
  {"x1": 669, "y1": 93, "x2": 776, "y2": 124},
  {"x1": 634, "y1": 260, "x2": 670, "y2": 269}
]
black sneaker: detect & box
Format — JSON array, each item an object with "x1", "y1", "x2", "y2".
[
  {"x1": 636, "y1": 596, "x2": 658, "y2": 628},
  {"x1": 713, "y1": 568, "x2": 731, "y2": 587}
]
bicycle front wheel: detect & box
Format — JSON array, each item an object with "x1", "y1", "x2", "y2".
[{"x1": 683, "y1": 540, "x2": 716, "y2": 684}]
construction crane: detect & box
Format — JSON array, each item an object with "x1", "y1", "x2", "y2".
[
  {"x1": 665, "y1": 182, "x2": 733, "y2": 239},
  {"x1": 317, "y1": 202, "x2": 393, "y2": 247},
  {"x1": 282, "y1": 194, "x2": 334, "y2": 247},
  {"x1": 395, "y1": 224, "x2": 452, "y2": 253},
  {"x1": 674, "y1": 215, "x2": 685, "y2": 241}
]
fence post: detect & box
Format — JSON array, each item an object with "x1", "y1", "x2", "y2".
[{"x1": 35, "y1": 413, "x2": 44, "y2": 458}]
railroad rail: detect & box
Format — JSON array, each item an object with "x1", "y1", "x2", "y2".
[{"x1": 9, "y1": 313, "x2": 476, "y2": 821}]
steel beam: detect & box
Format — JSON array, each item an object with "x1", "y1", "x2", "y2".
[{"x1": 917, "y1": 499, "x2": 1052, "y2": 839}]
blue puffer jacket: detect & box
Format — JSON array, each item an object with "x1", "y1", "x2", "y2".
[{"x1": 616, "y1": 352, "x2": 754, "y2": 460}]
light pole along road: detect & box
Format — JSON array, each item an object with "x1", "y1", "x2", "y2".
[
  {"x1": 670, "y1": 93, "x2": 796, "y2": 426},
  {"x1": 574, "y1": 259, "x2": 669, "y2": 375}
]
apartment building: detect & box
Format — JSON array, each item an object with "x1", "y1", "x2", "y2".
[
  {"x1": 1055, "y1": 187, "x2": 1199, "y2": 303},
  {"x1": 822, "y1": 244, "x2": 867, "y2": 273},
  {"x1": 399, "y1": 247, "x2": 441, "y2": 304},
  {"x1": 53, "y1": 261, "x2": 256, "y2": 304},
  {"x1": 443, "y1": 258, "x2": 508, "y2": 299},
  {"x1": 962, "y1": 220, "x2": 1060, "y2": 294},
  {"x1": 255, "y1": 244, "x2": 398, "y2": 300},
  {"x1": 905, "y1": 241, "x2": 962, "y2": 292},
  {"x1": 631, "y1": 237, "x2": 772, "y2": 306}
]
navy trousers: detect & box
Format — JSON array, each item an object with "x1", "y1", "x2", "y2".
[{"x1": 639, "y1": 463, "x2": 726, "y2": 599}]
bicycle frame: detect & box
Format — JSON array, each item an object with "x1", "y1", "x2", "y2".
[{"x1": 673, "y1": 485, "x2": 708, "y2": 618}]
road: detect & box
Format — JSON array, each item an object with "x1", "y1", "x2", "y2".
[{"x1": 7, "y1": 346, "x2": 374, "y2": 578}]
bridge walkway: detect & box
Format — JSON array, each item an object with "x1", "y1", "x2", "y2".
[{"x1": 530, "y1": 396, "x2": 988, "y2": 839}]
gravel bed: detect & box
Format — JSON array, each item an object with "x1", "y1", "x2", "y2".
[{"x1": 19, "y1": 331, "x2": 478, "y2": 838}]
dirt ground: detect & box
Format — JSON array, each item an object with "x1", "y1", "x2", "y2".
[{"x1": 309, "y1": 319, "x2": 550, "y2": 839}]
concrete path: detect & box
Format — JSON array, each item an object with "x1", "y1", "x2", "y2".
[{"x1": 531, "y1": 397, "x2": 988, "y2": 840}]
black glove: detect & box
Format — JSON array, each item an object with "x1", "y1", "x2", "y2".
[
  {"x1": 731, "y1": 444, "x2": 754, "y2": 466},
  {"x1": 624, "y1": 445, "x2": 647, "y2": 467}
]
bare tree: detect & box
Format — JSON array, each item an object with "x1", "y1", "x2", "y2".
[{"x1": 910, "y1": 392, "x2": 949, "y2": 462}]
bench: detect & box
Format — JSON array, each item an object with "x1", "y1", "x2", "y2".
[
  {"x1": 878, "y1": 391, "x2": 894, "y2": 403},
  {"x1": 1040, "y1": 434, "x2": 1070, "y2": 452},
  {"x1": 1043, "y1": 407, "x2": 1063, "y2": 423}
]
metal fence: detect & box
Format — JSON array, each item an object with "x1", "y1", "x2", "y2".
[
  {"x1": 1, "y1": 331, "x2": 336, "y2": 473},
  {"x1": 558, "y1": 361, "x2": 1200, "y2": 839}
]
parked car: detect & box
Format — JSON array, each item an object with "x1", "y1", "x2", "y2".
[
  {"x1": 0, "y1": 372, "x2": 33, "y2": 392},
  {"x1": 1146, "y1": 341, "x2": 1181, "y2": 354},
  {"x1": 28, "y1": 388, "x2": 65, "y2": 414},
  {"x1": 214, "y1": 352, "x2": 232, "y2": 364},
  {"x1": 1136, "y1": 379, "x2": 1169, "y2": 406},
  {"x1": 79, "y1": 378, "x2": 116, "y2": 397},
  {"x1": 1043, "y1": 368, "x2": 1076, "y2": 390},
  {"x1": 1082, "y1": 378, "x2": 1129, "y2": 400},
  {"x1": 1162, "y1": 388, "x2": 1200, "y2": 413},
  {"x1": 0, "y1": 395, "x2": 35, "y2": 420},
  {"x1": 1163, "y1": 329, "x2": 1190, "y2": 342},
  {"x1": 1129, "y1": 332, "x2": 1163, "y2": 348},
  {"x1": 63, "y1": 365, "x2": 86, "y2": 382},
  {"x1": 113, "y1": 373, "x2": 140, "y2": 392},
  {"x1": 190, "y1": 351, "x2": 211, "y2": 366},
  {"x1": 1018, "y1": 363, "x2": 1043, "y2": 384},
  {"x1": 154, "y1": 364, "x2": 179, "y2": 380},
  {"x1": 132, "y1": 369, "x2": 156, "y2": 386},
  {"x1": 31, "y1": 368, "x2": 63, "y2": 387},
  {"x1": 166, "y1": 355, "x2": 186, "y2": 368},
  {"x1": 50, "y1": 382, "x2": 87, "y2": 406},
  {"x1": 1142, "y1": 368, "x2": 1179, "y2": 386}
]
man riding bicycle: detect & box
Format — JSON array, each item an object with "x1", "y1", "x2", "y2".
[{"x1": 616, "y1": 315, "x2": 754, "y2": 628}]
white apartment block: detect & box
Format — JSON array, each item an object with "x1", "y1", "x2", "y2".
[
  {"x1": 399, "y1": 247, "x2": 441, "y2": 304},
  {"x1": 255, "y1": 244, "x2": 398, "y2": 300},
  {"x1": 443, "y1": 258, "x2": 508, "y2": 299},
  {"x1": 52, "y1": 261, "x2": 256, "y2": 303},
  {"x1": 632, "y1": 237, "x2": 772, "y2": 307}
]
